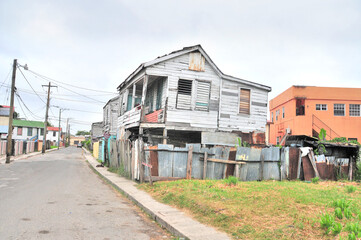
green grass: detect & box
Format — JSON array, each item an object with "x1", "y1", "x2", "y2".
[{"x1": 139, "y1": 180, "x2": 361, "y2": 239}]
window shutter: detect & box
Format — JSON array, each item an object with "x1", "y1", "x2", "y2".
[
  {"x1": 195, "y1": 81, "x2": 210, "y2": 111},
  {"x1": 239, "y1": 88, "x2": 250, "y2": 114},
  {"x1": 177, "y1": 79, "x2": 192, "y2": 109}
]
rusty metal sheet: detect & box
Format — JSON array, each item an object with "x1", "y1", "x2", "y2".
[
  {"x1": 316, "y1": 162, "x2": 336, "y2": 180},
  {"x1": 302, "y1": 156, "x2": 315, "y2": 181},
  {"x1": 188, "y1": 52, "x2": 205, "y2": 71},
  {"x1": 288, "y1": 147, "x2": 299, "y2": 180}
]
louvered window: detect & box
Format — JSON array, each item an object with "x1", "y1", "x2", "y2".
[
  {"x1": 195, "y1": 81, "x2": 210, "y2": 111},
  {"x1": 239, "y1": 88, "x2": 250, "y2": 114},
  {"x1": 177, "y1": 79, "x2": 192, "y2": 109}
]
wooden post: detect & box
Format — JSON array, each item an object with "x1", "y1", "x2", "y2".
[
  {"x1": 162, "y1": 128, "x2": 167, "y2": 144},
  {"x1": 127, "y1": 140, "x2": 131, "y2": 178},
  {"x1": 203, "y1": 152, "x2": 208, "y2": 180},
  {"x1": 297, "y1": 149, "x2": 302, "y2": 179},
  {"x1": 186, "y1": 145, "x2": 194, "y2": 180},
  {"x1": 307, "y1": 150, "x2": 320, "y2": 178},
  {"x1": 223, "y1": 164, "x2": 228, "y2": 179},
  {"x1": 139, "y1": 139, "x2": 144, "y2": 183},
  {"x1": 146, "y1": 150, "x2": 153, "y2": 186},
  {"x1": 348, "y1": 157, "x2": 353, "y2": 181},
  {"x1": 131, "y1": 142, "x2": 135, "y2": 180},
  {"x1": 260, "y1": 152, "x2": 265, "y2": 181}
]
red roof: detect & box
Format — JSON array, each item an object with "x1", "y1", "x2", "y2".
[
  {"x1": 0, "y1": 105, "x2": 11, "y2": 108},
  {"x1": 47, "y1": 127, "x2": 61, "y2": 131}
]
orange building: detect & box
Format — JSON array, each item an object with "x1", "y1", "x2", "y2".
[{"x1": 269, "y1": 86, "x2": 361, "y2": 145}]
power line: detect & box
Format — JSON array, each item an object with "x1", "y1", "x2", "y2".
[
  {"x1": 0, "y1": 65, "x2": 12, "y2": 91},
  {"x1": 15, "y1": 94, "x2": 28, "y2": 119},
  {"x1": 17, "y1": 66, "x2": 46, "y2": 104},
  {"x1": 27, "y1": 69, "x2": 117, "y2": 94},
  {"x1": 15, "y1": 92, "x2": 44, "y2": 120}
]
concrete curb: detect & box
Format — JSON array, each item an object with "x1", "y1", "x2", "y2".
[{"x1": 82, "y1": 148, "x2": 230, "y2": 240}]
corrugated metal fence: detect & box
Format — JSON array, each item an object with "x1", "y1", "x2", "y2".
[{"x1": 107, "y1": 140, "x2": 289, "y2": 181}]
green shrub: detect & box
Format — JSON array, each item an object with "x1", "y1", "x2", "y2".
[
  {"x1": 223, "y1": 176, "x2": 238, "y2": 186},
  {"x1": 346, "y1": 185, "x2": 357, "y2": 193},
  {"x1": 345, "y1": 222, "x2": 361, "y2": 238},
  {"x1": 332, "y1": 199, "x2": 351, "y2": 211},
  {"x1": 311, "y1": 177, "x2": 320, "y2": 184},
  {"x1": 344, "y1": 208, "x2": 353, "y2": 219},
  {"x1": 320, "y1": 212, "x2": 335, "y2": 233},
  {"x1": 331, "y1": 222, "x2": 342, "y2": 235},
  {"x1": 335, "y1": 207, "x2": 343, "y2": 219}
]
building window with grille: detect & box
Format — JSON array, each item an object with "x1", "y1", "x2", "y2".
[
  {"x1": 316, "y1": 104, "x2": 327, "y2": 111},
  {"x1": 53, "y1": 131, "x2": 56, "y2": 137},
  {"x1": 296, "y1": 98, "x2": 305, "y2": 116},
  {"x1": 40, "y1": 128, "x2": 44, "y2": 136},
  {"x1": 176, "y1": 79, "x2": 192, "y2": 110},
  {"x1": 27, "y1": 127, "x2": 32, "y2": 136},
  {"x1": 17, "y1": 127, "x2": 23, "y2": 136},
  {"x1": 195, "y1": 81, "x2": 210, "y2": 111},
  {"x1": 282, "y1": 107, "x2": 285, "y2": 118},
  {"x1": 334, "y1": 104, "x2": 345, "y2": 116},
  {"x1": 349, "y1": 104, "x2": 360, "y2": 116},
  {"x1": 239, "y1": 88, "x2": 250, "y2": 114},
  {"x1": 271, "y1": 112, "x2": 274, "y2": 122},
  {"x1": 275, "y1": 110, "x2": 279, "y2": 121}
]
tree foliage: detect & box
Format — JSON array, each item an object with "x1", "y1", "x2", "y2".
[{"x1": 76, "y1": 130, "x2": 90, "y2": 136}]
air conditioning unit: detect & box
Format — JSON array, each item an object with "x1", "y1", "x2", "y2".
[{"x1": 286, "y1": 128, "x2": 292, "y2": 134}]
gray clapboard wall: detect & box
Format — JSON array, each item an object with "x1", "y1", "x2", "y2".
[
  {"x1": 146, "y1": 52, "x2": 220, "y2": 130},
  {"x1": 219, "y1": 80, "x2": 268, "y2": 132}
]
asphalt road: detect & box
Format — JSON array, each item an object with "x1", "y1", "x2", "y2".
[{"x1": 0, "y1": 147, "x2": 172, "y2": 240}]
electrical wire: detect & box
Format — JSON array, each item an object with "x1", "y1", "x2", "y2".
[
  {"x1": 0, "y1": 65, "x2": 12, "y2": 91},
  {"x1": 15, "y1": 92, "x2": 44, "y2": 120},
  {"x1": 17, "y1": 66, "x2": 46, "y2": 104},
  {"x1": 15, "y1": 94, "x2": 28, "y2": 119},
  {"x1": 27, "y1": 69, "x2": 118, "y2": 94}
]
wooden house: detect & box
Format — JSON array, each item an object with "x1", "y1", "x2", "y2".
[
  {"x1": 116, "y1": 45, "x2": 271, "y2": 146},
  {"x1": 103, "y1": 96, "x2": 120, "y2": 136}
]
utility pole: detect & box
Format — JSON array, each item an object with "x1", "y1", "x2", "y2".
[
  {"x1": 68, "y1": 124, "x2": 70, "y2": 146},
  {"x1": 58, "y1": 108, "x2": 62, "y2": 150},
  {"x1": 42, "y1": 82, "x2": 57, "y2": 154},
  {"x1": 65, "y1": 118, "x2": 69, "y2": 147},
  {"x1": 56, "y1": 107, "x2": 68, "y2": 150},
  {"x1": 6, "y1": 59, "x2": 17, "y2": 164}
]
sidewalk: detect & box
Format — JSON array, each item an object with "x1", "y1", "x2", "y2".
[
  {"x1": 0, "y1": 148, "x2": 60, "y2": 164},
  {"x1": 83, "y1": 149, "x2": 230, "y2": 240}
]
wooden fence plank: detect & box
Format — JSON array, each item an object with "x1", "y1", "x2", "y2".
[
  {"x1": 186, "y1": 145, "x2": 194, "y2": 180},
  {"x1": 203, "y1": 152, "x2": 208, "y2": 180}
]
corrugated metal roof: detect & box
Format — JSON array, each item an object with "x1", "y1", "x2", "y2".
[{"x1": 13, "y1": 119, "x2": 44, "y2": 128}]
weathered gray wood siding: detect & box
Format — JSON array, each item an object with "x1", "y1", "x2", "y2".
[
  {"x1": 219, "y1": 79, "x2": 268, "y2": 132},
  {"x1": 146, "y1": 52, "x2": 220, "y2": 130}
]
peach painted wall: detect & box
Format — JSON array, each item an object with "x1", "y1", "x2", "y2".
[{"x1": 269, "y1": 86, "x2": 361, "y2": 145}]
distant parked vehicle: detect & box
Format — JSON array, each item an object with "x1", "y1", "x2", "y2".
[{"x1": 77, "y1": 142, "x2": 82, "y2": 148}]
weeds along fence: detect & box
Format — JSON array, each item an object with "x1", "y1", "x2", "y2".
[{"x1": 102, "y1": 140, "x2": 357, "y2": 182}]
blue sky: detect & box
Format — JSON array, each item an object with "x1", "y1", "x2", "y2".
[{"x1": 1, "y1": 0, "x2": 360, "y2": 133}]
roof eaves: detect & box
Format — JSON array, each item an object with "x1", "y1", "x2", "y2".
[
  {"x1": 222, "y1": 74, "x2": 272, "y2": 92},
  {"x1": 117, "y1": 64, "x2": 145, "y2": 91}
]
